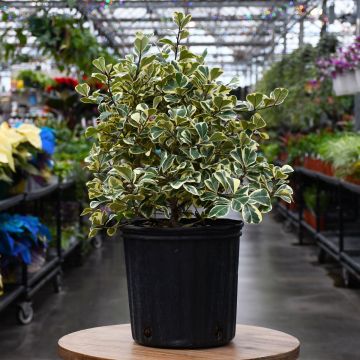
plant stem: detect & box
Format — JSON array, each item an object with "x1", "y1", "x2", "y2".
[
  {"x1": 169, "y1": 198, "x2": 179, "y2": 227},
  {"x1": 174, "y1": 25, "x2": 181, "y2": 60},
  {"x1": 135, "y1": 51, "x2": 142, "y2": 79},
  {"x1": 106, "y1": 74, "x2": 122, "y2": 118}
]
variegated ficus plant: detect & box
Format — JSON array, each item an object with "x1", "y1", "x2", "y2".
[{"x1": 76, "y1": 12, "x2": 293, "y2": 237}]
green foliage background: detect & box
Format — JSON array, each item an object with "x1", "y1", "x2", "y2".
[{"x1": 256, "y1": 36, "x2": 353, "y2": 130}]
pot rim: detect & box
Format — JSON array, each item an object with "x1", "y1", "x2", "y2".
[{"x1": 121, "y1": 218, "x2": 243, "y2": 235}]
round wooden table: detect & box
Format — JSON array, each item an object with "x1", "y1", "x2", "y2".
[{"x1": 58, "y1": 324, "x2": 300, "y2": 360}]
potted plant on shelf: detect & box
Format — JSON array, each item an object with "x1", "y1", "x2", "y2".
[
  {"x1": 303, "y1": 186, "x2": 328, "y2": 231},
  {"x1": 317, "y1": 37, "x2": 360, "y2": 96},
  {"x1": 76, "y1": 12, "x2": 293, "y2": 349}
]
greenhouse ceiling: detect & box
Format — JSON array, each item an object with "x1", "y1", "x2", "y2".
[{"x1": 0, "y1": 0, "x2": 358, "y2": 84}]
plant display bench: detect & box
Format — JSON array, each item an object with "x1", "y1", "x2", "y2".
[
  {"x1": 0, "y1": 178, "x2": 100, "y2": 324},
  {"x1": 58, "y1": 324, "x2": 300, "y2": 360},
  {"x1": 276, "y1": 166, "x2": 360, "y2": 287}
]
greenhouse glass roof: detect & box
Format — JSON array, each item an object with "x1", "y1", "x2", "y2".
[{"x1": 0, "y1": 0, "x2": 358, "y2": 84}]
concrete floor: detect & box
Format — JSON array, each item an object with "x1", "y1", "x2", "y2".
[{"x1": 0, "y1": 215, "x2": 359, "y2": 359}]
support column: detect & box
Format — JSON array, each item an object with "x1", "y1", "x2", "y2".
[
  {"x1": 299, "y1": 17, "x2": 304, "y2": 47},
  {"x1": 320, "y1": 0, "x2": 328, "y2": 38},
  {"x1": 282, "y1": 15, "x2": 287, "y2": 56}
]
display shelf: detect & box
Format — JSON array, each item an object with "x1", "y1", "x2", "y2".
[
  {"x1": 277, "y1": 202, "x2": 299, "y2": 222},
  {"x1": 59, "y1": 179, "x2": 75, "y2": 191},
  {"x1": 316, "y1": 233, "x2": 340, "y2": 260},
  {"x1": 0, "y1": 179, "x2": 88, "y2": 323},
  {"x1": 294, "y1": 167, "x2": 360, "y2": 193},
  {"x1": 300, "y1": 219, "x2": 317, "y2": 236},
  {"x1": 24, "y1": 181, "x2": 59, "y2": 202},
  {"x1": 279, "y1": 167, "x2": 360, "y2": 286},
  {"x1": 341, "y1": 251, "x2": 360, "y2": 277},
  {"x1": 27, "y1": 266, "x2": 61, "y2": 299},
  {"x1": 0, "y1": 194, "x2": 25, "y2": 212},
  {"x1": 0, "y1": 285, "x2": 24, "y2": 312},
  {"x1": 62, "y1": 238, "x2": 81, "y2": 259},
  {"x1": 27, "y1": 256, "x2": 59, "y2": 288}
]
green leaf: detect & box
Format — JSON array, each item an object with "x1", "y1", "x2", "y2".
[
  {"x1": 251, "y1": 113, "x2": 266, "y2": 129},
  {"x1": 210, "y1": 67, "x2": 223, "y2": 81},
  {"x1": 130, "y1": 112, "x2": 141, "y2": 123},
  {"x1": 200, "y1": 192, "x2": 217, "y2": 201},
  {"x1": 99, "y1": 111, "x2": 112, "y2": 121},
  {"x1": 150, "y1": 127, "x2": 164, "y2": 140},
  {"x1": 134, "y1": 32, "x2": 150, "y2": 55},
  {"x1": 115, "y1": 166, "x2": 133, "y2": 182},
  {"x1": 182, "y1": 14, "x2": 192, "y2": 27},
  {"x1": 90, "y1": 210, "x2": 106, "y2": 226},
  {"x1": 242, "y1": 148, "x2": 257, "y2": 167},
  {"x1": 160, "y1": 152, "x2": 176, "y2": 172},
  {"x1": 107, "y1": 227, "x2": 118, "y2": 237},
  {"x1": 189, "y1": 148, "x2": 202, "y2": 159},
  {"x1": 204, "y1": 177, "x2": 219, "y2": 193},
  {"x1": 208, "y1": 204, "x2": 230, "y2": 218},
  {"x1": 175, "y1": 72, "x2": 188, "y2": 87},
  {"x1": 80, "y1": 207, "x2": 92, "y2": 216},
  {"x1": 153, "y1": 96, "x2": 162, "y2": 108},
  {"x1": 75, "y1": 83, "x2": 90, "y2": 97},
  {"x1": 214, "y1": 171, "x2": 230, "y2": 190},
  {"x1": 232, "y1": 178, "x2": 241, "y2": 193},
  {"x1": 281, "y1": 165, "x2": 294, "y2": 174},
  {"x1": 169, "y1": 180, "x2": 187, "y2": 189},
  {"x1": 92, "y1": 57, "x2": 106, "y2": 73},
  {"x1": 230, "y1": 148, "x2": 242, "y2": 163},
  {"x1": 246, "y1": 93, "x2": 264, "y2": 110},
  {"x1": 140, "y1": 54, "x2": 156, "y2": 68},
  {"x1": 180, "y1": 29, "x2": 190, "y2": 40},
  {"x1": 159, "y1": 38, "x2": 175, "y2": 46},
  {"x1": 184, "y1": 184, "x2": 199, "y2": 196},
  {"x1": 270, "y1": 88, "x2": 288, "y2": 106},
  {"x1": 85, "y1": 126, "x2": 97, "y2": 138},
  {"x1": 209, "y1": 132, "x2": 227, "y2": 142},
  {"x1": 217, "y1": 110, "x2": 236, "y2": 121},
  {"x1": 195, "y1": 122, "x2": 208, "y2": 140},
  {"x1": 242, "y1": 204, "x2": 262, "y2": 224},
  {"x1": 274, "y1": 184, "x2": 293, "y2": 203},
  {"x1": 91, "y1": 73, "x2": 107, "y2": 83},
  {"x1": 249, "y1": 189, "x2": 271, "y2": 207},
  {"x1": 129, "y1": 145, "x2": 146, "y2": 154},
  {"x1": 231, "y1": 187, "x2": 249, "y2": 211},
  {"x1": 89, "y1": 228, "x2": 99, "y2": 238}
]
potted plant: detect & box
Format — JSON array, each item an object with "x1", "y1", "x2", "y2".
[
  {"x1": 317, "y1": 38, "x2": 360, "y2": 96},
  {"x1": 303, "y1": 186, "x2": 329, "y2": 230},
  {"x1": 76, "y1": 12, "x2": 293, "y2": 349}
]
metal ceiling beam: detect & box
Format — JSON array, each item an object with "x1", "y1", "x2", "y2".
[
  {"x1": 84, "y1": 25, "x2": 274, "y2": 30},
  {"x1": 0, "y1": 26, "x2": 272, "y2": 37},
  {"x1": 74, "y1": 3, "x2": 119, "y2": 51},
  {"x1": 114, "y1": 41, "x2": 271, "y2": 48},
  {"x1": 0, "y1": 0, "x2": 291, "y2": 9},
  {"x1": 91, "y1": 16, "x2": 283, "y2": 22}
]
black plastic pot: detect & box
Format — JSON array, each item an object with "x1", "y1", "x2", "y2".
[{"x1": 122, "y1": 219, "x2": 243, "y2": 349}]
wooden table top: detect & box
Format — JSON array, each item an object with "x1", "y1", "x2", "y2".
[{"x1": 58, "y1": 324, "x2": 300, "y2": 360}]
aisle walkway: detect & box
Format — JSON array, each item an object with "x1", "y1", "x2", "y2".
[{"x1": 0, "y1": 216, "x2": 359, "y2": 359}]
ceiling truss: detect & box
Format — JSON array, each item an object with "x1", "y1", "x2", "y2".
[{"x1": 0, "y1": 0, "x2": 351, "y2": 84}]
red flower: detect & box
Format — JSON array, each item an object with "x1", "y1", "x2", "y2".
[{"x1": 53, "y1": 77, "x2": 79, "y2": 89}]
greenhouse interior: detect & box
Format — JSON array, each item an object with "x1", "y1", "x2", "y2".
[{"x1": 0, "y1": 0, "x2": 360, "y2": 359}]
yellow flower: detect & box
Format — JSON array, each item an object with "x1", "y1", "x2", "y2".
[
  {"x1": 0, "y1": 131, "x2": 15, "y2": 171},
  {"x1": 0, "y1": 122, "x2": 24, "y2": 147},
  {"x1": 0, "y1": 122, "x2": 42, "y2": 172},
  {"x1": 15, "y1": 123, "x2": 41, "y2": 149}
]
